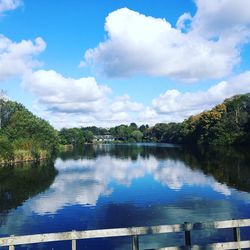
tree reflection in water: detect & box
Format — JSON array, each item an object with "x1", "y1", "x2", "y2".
[{"x1": 60, "y1": 144, "x2": 250, "y2": 193}]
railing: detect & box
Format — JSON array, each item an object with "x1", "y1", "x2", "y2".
[{"x1": 0, "y1": 219, "x2": 250, "y2": 249}]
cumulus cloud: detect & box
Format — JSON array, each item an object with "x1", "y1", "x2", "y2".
[
  {"x1": 25, "y1": 70, "x2": 250, "y2": 128},
  {"x1": 32, "y1": 99, "x2": 146, "y2": 129},
  {"x1": 176, "y1": 12, "x2": 192, "y2": 31},
  {"x1": 0, "y1": 35, "x2": 46, "y2": 81},
  {"x1": 0, "y1": 0, "x2": 22, "y2": 14},
  {"x1": 152, "y1": 71, "x2": 250, "y2": 120},
  {"x1": 82, "y1": 1, "x2": 250, "y2": 81},
  {"x1": 191, "y1": 0, "x2": 250, "y2": 38},
  {"x1": 22, "y1": 70, "x2": 111, "y2": 113},
  {"x1": 22, "y1": 69, "x2": 146, "y2": 128},
  {"x1": 3, "y1": 1, "x2": 249, "y2": 127},
  {"x1": 111, "y1": 95, "x2": 144, "y2": 113}
]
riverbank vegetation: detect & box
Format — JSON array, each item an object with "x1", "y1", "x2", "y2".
[
  {"x1": 151, "y1": 94, "x2": 250, "y2": 145},
  {"x1": 0, "y1": 98, "x2": 59, "y2": 165}
]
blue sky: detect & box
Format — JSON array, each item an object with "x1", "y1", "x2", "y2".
[{"x1": 1, "y1": 0, "x2": 250, "y2": 128}]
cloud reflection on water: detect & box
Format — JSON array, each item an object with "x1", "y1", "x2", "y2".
[{"x1": 28, "y1": 154, "x2": 232, "y2": 215}]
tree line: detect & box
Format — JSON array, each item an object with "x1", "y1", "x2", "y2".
[
  {"x1": 59, "y1": 94, "x2": 250, "y2": 146},
  {"x1": 1, "y1": 93, "x2": 250, "y2": 164},
  {"x1": 58, "y1": 123, "x2": 145, "y2": 145}
]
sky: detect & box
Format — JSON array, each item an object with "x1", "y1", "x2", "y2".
[{"x1": 1, "y1": 0, "x2": 250, "y2": 129}]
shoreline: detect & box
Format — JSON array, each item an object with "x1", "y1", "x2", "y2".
[
  {"x1": 0, "y1": 156, "x2": 48, "y2": 167},
  {"x1": 0, "y1": 144, "x2": 72, "y2": 167}
]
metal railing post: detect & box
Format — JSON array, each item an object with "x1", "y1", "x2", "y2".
[
  {"x1": 184, "y1": 222, "x2": 192, "y2": 248},
  {"x1": 233, "y1": 226, "x2": 241, "y2": 250},
  {"x1": 9, "y1": 235, "x2": 15, "y2": 250},
  {"x1": 132, "y1": 235, "x2": 139, "y2": 250},
  {"x1": 72, "y1": 239, "x2": 76, "y2": 250}
]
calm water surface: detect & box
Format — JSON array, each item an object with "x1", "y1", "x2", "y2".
[{"x1": 0, "y1": 143, "x2": 250, "y2": 249}]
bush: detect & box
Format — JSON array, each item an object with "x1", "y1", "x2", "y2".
[{"x1": 0, "y1": 136, "x2": 14, "y2": 161}]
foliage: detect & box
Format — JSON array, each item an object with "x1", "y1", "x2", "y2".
[
  {"x1": 177, "y1": 94, "x2": 250, "y2": 145},
  {"x1": 109, "y1": 123, "x2": 144, "y2": 142},
  {"x1": 131, "y1": 130, "x2": 143, "y2": 142},
  {"x1": 0, "y1": 136, "x2": 14, "y2": 161},
  {"x1": 0, "y1": 98, "x2": 59, "y2": 163},
  {"x1": 59, "y1": 127, "x2": 94, "y2": 145}
]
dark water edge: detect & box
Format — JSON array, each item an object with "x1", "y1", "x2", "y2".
[
  {"x1": 0, "y1": 143, "x2": 250, "y2": 249},
  {"x1": 0, "y1": 160, "x2": 57, "y2": 217}
]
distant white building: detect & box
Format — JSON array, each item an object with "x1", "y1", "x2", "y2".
[{"x1": 93, "y1": 135, "x2": 115, "y2": 142}]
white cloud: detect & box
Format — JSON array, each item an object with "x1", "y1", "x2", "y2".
[
  {"x1": 111, "y1": 95, "x2": 144, "y2": 113},
  {"x1": 2, "y1": 1, "x2": 249, "y2": 127},
  {"x1": 152, "y1": 71, "x2": 250, "y2": 120},
  {"x1": 23, "y1": 69, "x2": 146, "y2": 128},
  {"x1": 191, "y1": 0, "x2": 250, "y2": 38},
  {"x1": 0, "y1": 0, "x2": 22, "y2": 14},
  {"x1": 26, "y1": 70, "x2": 250, "y2": 128},
  {"x1": 176, "y1": 12, "x2": 192, "y2": 31},
  {"x1": 0, "y1": 35, "x2": 46, "y2": 81},
  {"x1": 137, "y1": 107, "x2": 159, "y2": 125},
  {"x1": 22, "y1": 70, "x2": 111, "y2": 114},
  {"x1": 83, "y1": 2, "x2": 250, "y2": 81}
]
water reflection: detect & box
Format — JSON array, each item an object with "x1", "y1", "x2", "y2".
[
  {"x1": 1, "y1": 144, "x2": 250, "y2": 249},
  {"x1": 0, "y1": 161, "x2": 57, "y2": 214},
  {"x1": 0, "y1": 161, "x2": 57, "y2": 236},
  {"x1": 60, "y1": 144, "x2": 250, "y2": 191},
  {"x1": 23, "y1": 144, "x2": 250, "y2": 215}
]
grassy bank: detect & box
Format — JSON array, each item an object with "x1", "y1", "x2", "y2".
[
  {"x1": 0, "y1": 149, "x2": 49, "y2": 166},
  {"x1": 0, "y1": 145, "x2": 74, "y2": 166}
]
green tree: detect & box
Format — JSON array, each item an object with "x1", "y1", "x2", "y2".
[
  {"x1": 0, "y1": 98, "x2": 59, "y2": 163},
  {"x1": 83, "y1": 130, "x2": 94, "y2": 143},
  {"x1": 131, "y1": 130, "x2": 143, "y2": 142},
  {"x1": 0, "y1": 136, "x2": 14, "y2": 161}
]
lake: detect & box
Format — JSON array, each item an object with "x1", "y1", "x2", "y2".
[{"x1": 0, "y1": 143, "x2": 250, "y2": 249}]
